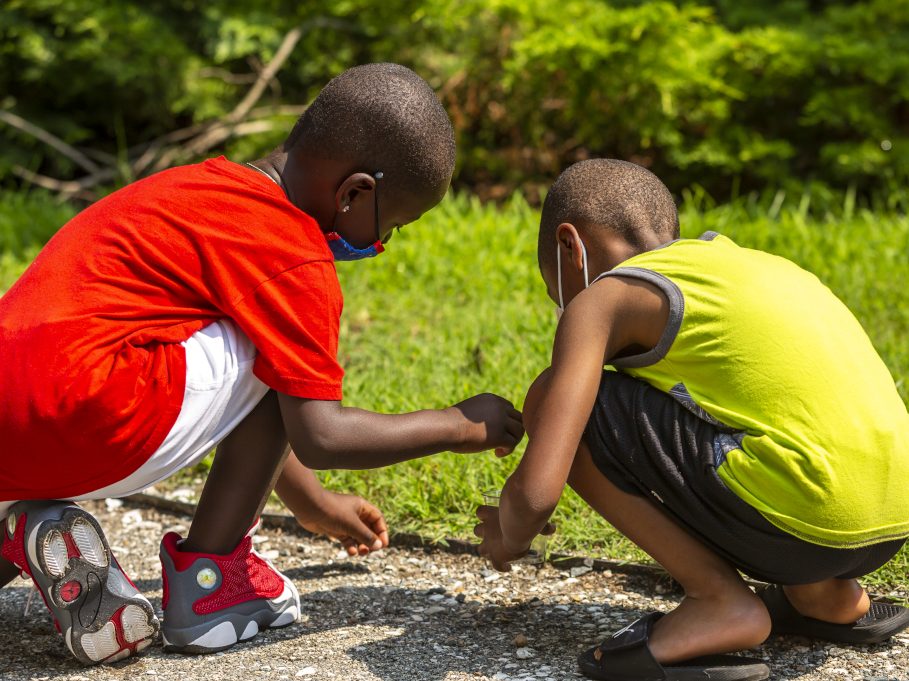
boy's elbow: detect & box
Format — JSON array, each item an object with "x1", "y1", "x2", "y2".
[
  {"x1": 506, "y1": 477, "x2": 559, "y2": 524},
  {"x1": 293, "y1": 448, "x2": 333, "y2": 470},
  {"x1": 289, "y1": 431, "x2": 337, "y2": 470}
]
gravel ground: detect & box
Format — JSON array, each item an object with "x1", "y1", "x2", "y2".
[{"x1": 1, "y1": 499, "x2": 907, "y2": 681}]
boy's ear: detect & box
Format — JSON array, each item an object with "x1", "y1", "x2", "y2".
[
  {"x1": 556, "y1": 222, "x2": 585, "y2": 272},
  {"x1": 334, "y1": 172, "x2": 377, "y2": 211}
]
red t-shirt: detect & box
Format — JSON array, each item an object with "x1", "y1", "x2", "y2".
[{"x1": 0, "y1": 157, "x2": 344, "y2": 499}]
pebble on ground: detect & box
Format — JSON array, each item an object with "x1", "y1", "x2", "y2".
[{"x1": 1, "y1": 500, "x2": 907, "y2": 681}]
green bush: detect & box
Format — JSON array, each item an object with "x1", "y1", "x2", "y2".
[{"x1": 1, "y1": 1, "x2": 908, "y2": 199}]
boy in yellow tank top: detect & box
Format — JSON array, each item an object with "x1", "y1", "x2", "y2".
[{"x1": 474, "y1": 159, "x2": 909, "y2": 681}]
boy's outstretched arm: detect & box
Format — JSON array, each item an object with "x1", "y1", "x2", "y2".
[
  {"x1": 278, "y1": 392, "x2": 524, "y2": 470},
  {"x1": 477, "y1": 276, "x2": 668, "y2": 569}
]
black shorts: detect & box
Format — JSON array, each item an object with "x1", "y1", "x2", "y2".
[{"x1": 583, "y1": 370, "x2": 906, "y2": 585}]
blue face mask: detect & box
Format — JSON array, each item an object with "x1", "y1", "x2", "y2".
[
  {"x1": 326, "y1": 171, "x2": 385, "y2": 261},
  {"x1": 324, "y1": 232, "x2": 385, "y2": 260}
]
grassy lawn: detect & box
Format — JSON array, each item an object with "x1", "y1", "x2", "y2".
[{"x1": 1, "y1": 188, "x2": 907, "y2": 593}]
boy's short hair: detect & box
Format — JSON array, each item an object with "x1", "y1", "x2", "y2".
[
  {"x1": 285, "y1": 63, "x2": 456, "y2": 200},
  {"x1": 538, "y1": 159, "x2": 680, "y2": 272}
]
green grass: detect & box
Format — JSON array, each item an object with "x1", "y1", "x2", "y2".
[
  {"x1": 0, "y1": 190, "x2": 76, "y2": 291},
  {"x1": 1, "y1": 188, "x2": 907, "y2": 593}
]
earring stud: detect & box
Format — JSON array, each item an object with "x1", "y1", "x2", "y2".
[{"x1": 342, "y1": 205, "x2": 350, "y2": 213}]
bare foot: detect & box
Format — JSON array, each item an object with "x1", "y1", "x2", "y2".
[
  {"x1": 644, "y1": 589, "x2": 771, "y2": 664},
  {"x1": 784, "y1": 579, "x2": 870, "y2": 624}
]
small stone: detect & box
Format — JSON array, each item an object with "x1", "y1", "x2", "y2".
[
  {"x1": 513, "y1": 633, "x2": 529, "y2": 647},
  {"x1": 425, "y1": 606, "x2": 445, "y2": 615},
  {"x1": 105, "y1": 498, "x2": 124, "y2": 510},
  {"x1": 570, "y1": 566, "x2": 592, "y2": 578},
  {"x1": 515, "y1": 647, "x2": 535, "y2": 660},
  {"x1": 296, "y1": 668, "x2": 317, "y2": 677},
  {"x1": 121, "y1": 509, "x2": 143, "y2": 526}
]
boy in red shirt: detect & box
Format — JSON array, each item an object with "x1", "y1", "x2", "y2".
[{"x1": 0, "y1": 63, "x2": 523, "y2": 664}]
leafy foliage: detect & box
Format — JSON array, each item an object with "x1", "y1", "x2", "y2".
[{"x1": 2, "y1": 1, "x2": 908, "y2": 198}]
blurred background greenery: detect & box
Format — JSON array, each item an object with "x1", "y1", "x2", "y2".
[
  {"x1": 1, "y1": 0, "x2": 907, "y2": 590},
  {"x1": 2, "y1": 0, "x2": 908, "y2": 202}
]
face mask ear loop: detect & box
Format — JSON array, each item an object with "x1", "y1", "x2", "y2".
[
  {"x1": 580, "y1": 237, "x2": 590, "y2": 289},
  {"x1": 556, "y1": 242, "x2": 565, "y2": 312}
]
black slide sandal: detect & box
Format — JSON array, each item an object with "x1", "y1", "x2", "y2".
[
  {"x1": 578, "y1": 612, "x2": 770, "y2": 681},
  {"x1": 758, "y1": 584, "x2": 909, "y2": 645}
]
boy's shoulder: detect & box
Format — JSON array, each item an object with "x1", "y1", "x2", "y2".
[{"x1": 617, "y1": 231, "x2": 801, "y2": 282}]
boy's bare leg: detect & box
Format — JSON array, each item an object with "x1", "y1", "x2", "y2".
[
  {"x1": 567, "y1": 442, "x2": 771, "y2": 664},
  {"x1": 783, "y1": 578, "x2": 870, "y2": 623},
  {"x1": 182, "y1": 390, "x2": 289, "y2": 555},
  {"x1": 0, "y1": 555, "x2": 20, "y2": 588}
]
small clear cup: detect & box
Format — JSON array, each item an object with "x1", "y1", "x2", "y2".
[{"x1": 481, "y1": 489, "x2": 548, "y2": 566}]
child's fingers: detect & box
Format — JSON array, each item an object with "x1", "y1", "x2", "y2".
[
  {"x1": 475, "y1": 504, "x2": 496, "y2": 521},
  {"x1": 492, "y1": 557, "x2": 512, "y2": 573},
  {"x1": 505, "y1": 418, "x2": 524, "y2": 442},
  {"x1": 343, "y1": 512, "x2": 382, "y2": 551},
  {"x1": 541, "y1": 522, "x2": 557, "y2": 536},
  {"x1": 359, "y1": 500, "x2": 388, "y2": 539},
  {"x1": 473, "y1": 523, "x2": 485, "y2": 539}
]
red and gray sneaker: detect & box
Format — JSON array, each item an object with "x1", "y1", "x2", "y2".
[
  {"x1": 1, "y1": 501, "x2": 159, "y2": 664},
  {"x1": 159, "y1": 519, "x2": 300, "y2": 654}
]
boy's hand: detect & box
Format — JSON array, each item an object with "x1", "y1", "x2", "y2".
[
  {"x1": 448, "y1": 393, "x2": 524, "y2": 457},
  {"x1": 473, "y1": 504, "x2": 528, "y2": 571},
  {"x1": 294, "y1": 491, "x2": 389, "y2": 557}
]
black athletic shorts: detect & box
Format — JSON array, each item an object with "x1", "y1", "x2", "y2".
[{"x1": 583, "y1": 370, "x2": 906, "y2": 585}]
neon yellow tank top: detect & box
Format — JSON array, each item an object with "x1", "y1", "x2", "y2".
[{"x1": 600, "y1": 232, "x2": 909, "y2": 548}]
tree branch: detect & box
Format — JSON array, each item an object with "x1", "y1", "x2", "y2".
[
  {"x1": 3, "y1": 18, "x2": 346, "y2": 201},
  {"x1": 11, "y1": 166, "x2": 114, "y2": 202},
  {"x1": 0, "y1": 110, "x2": 101, "y2": 174}
]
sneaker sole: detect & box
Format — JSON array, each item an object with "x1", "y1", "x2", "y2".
[{"x1": 12, "y1": 503, "x2": 159, "y2": 664}]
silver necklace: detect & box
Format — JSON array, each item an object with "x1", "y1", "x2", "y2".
[{"x1": 245, "y1": 162, "x2": 281, "y2": 187}]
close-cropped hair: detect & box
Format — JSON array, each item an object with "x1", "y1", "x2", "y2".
[
  {"x1": 538, "y1": 159, "x2": 680, "y2": 272},
  {"x1": 285, "y1": 63, "x2": 456, "y2": 201}
]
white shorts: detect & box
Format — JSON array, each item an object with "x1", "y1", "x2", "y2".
[{"x1": 0, "y1": 320, "x2": 268, "y2": 518}]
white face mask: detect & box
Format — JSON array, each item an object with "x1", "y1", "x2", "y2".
[{"x1": 555, "y1": 235, "x2": 590, "y2": 320}]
